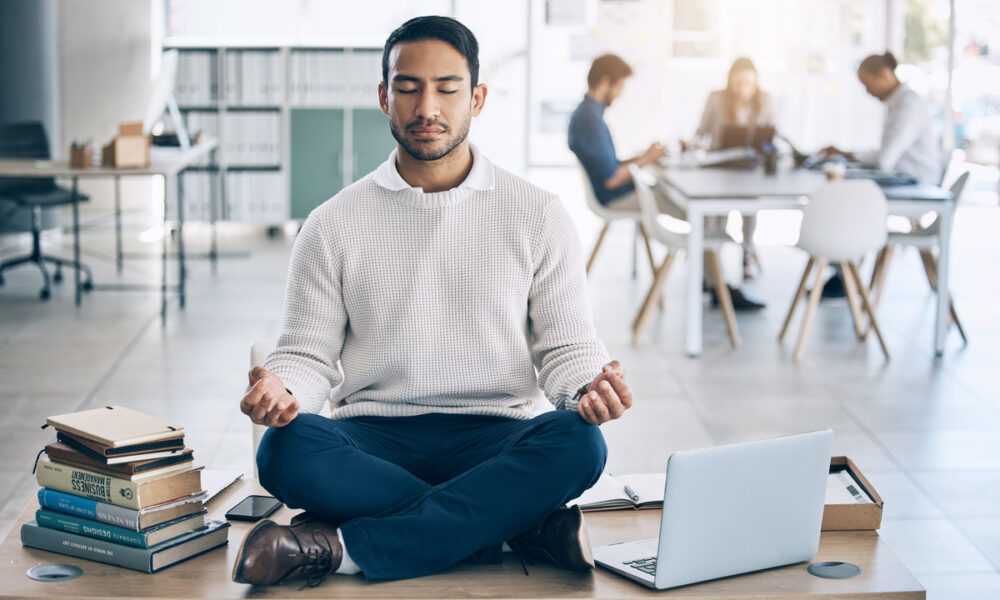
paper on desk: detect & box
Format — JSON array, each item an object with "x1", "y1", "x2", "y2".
[
  {"x1": 568, "y1": 472, "x2": 631, "y2": 508},
  {"x1": 826, "y1": 470, "x2": 874, "y2": 504}
]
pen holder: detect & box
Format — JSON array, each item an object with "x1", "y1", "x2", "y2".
[
  {"x1": 763, "y1": 152, "x2": 778, "y2": 175},
  {"x1": 69, "y1": 146, "x2": 92, "y2": 169}
]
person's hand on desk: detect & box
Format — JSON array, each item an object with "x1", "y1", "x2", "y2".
[
  {"x1": 819, "y1": 146, "x2": 854, "y2": 160},
  {"x1": 241, "y1": 366, "x2": 300, "y2": 427},
  {"x1": 577, "y1": 360, "x2": 633, "y2": 425},
  {"x1": 638, "y1": 142, "x2": 666, "y2": 167}
]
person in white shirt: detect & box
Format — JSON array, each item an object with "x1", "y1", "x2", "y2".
[
  {"x1": 818, "y1": 51, "x2": 942, "y2": 299},
  {"x1": 690, "y1": 58, "x2": 776, "y2": 280},
  {"x1": 822, "y1": 51, "x2": 941, "y2": 184}
]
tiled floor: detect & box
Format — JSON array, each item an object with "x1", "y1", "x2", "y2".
[{"x1": 1, "y1": 167, "x2": 998, "y2": 598}]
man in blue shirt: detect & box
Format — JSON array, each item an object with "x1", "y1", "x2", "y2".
[
  {"x1": 568, "y1": 54, "x2": 764, "y2": 310},
  {"x1": 568, "y1": 55, "x2": 679, "y2": 215}
]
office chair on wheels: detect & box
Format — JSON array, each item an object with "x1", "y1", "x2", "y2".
[{"x1": 0, "y1": 122, "x2": 92, "y2": 300}]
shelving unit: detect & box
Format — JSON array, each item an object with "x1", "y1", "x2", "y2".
[{"x1": 163, "y1": 42, "x2": 397, "y2": 225}]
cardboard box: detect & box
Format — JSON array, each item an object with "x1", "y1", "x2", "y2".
[
  {"x1": 118, "y1": 122, "x2": 143, "y2": 136},
  {"x1": 822, "y1": 456, "x2": 884, "y2": 531},
  {"x1": 102, "y1": 132, "x2": 149, "y2": 168}
]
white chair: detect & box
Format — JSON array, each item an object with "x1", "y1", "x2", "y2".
[
  {"x1": 580, "y1": 168, "x2": 656, "y2": 276},
  {"x1": 779, "y1": 179, "x2": 889, "y2": 362},
  {"x1": 628, "y1": 164, "x2": 740, "y2": 348},
  {"x1": 866, "y1": 172, "x2": 969, "y2": 344}
]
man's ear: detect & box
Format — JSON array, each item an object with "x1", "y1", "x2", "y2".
[
  {"x1": 471, "y1": 83, "x2": 488, "y2": 117},
  {"x1": 378, "y1": 81, "x2": 390, "y2": 116}
]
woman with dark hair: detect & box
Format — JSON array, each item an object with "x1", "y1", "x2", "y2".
[
  {"x1": 692, "y1": 58, "x2": 775, "y2": 281},
  {"x1": 821, "y1": 51, "x2": 941, "y2": 184},
  {"x1": 817, "y1": 51, "x2": 941, "y2": 300}
]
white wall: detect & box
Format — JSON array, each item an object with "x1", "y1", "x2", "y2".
[{"x1": 58, "y1": 0, "x2": 154, "y2": 211}]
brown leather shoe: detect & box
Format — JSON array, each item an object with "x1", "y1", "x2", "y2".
[
  {"x1": 232, "y1": 519, "x2": 343, "y2": 587},
  {"x1": 289, "y1": 511, "x2": 319, "y2": 526},
  {"x1": 508, "y1": 505, "x2": 594, "y2": 572}
]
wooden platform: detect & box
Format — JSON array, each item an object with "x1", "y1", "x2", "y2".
[{"x1": 2, "y1": 478, "x2": 924, "y2": 599}]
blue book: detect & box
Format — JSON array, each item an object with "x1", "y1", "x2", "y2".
[
  {"x1": 37, "y1": 488, "x2": 205, "y2": 531},
  {"x1": 21, "y1": 519, "x2": 229, "y2": 573},
  {"x1": 35, "y1": 508, "x2": 206, "y2": 549}
]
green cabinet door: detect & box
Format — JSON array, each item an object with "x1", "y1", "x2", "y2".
[
  {"x1": 290, "y1": 108, "x2": 344, "y2": 220},
  {"x1": 352, "y1": 108, "x2": 395, "y2": 181}
]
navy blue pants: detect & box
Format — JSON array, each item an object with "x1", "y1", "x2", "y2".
[{"x1": 256, "y1": 410, "x2": 607, "y2": 580}]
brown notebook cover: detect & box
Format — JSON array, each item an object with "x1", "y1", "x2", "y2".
[
  {"x1": 57, "y1": 431, "x2": 185, "y2": 462},
  {"x1": 44, "y1": 442, "x2": 194, "y2": 478},
  {"x1": 46, "y1": 406, "x2": 184, "y2": 448}
]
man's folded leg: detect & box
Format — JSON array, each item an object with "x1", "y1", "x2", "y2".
[
  {"x1": 339, "y1": 410, "x2": 608, "y2": 581},
  {"x1": 233, "y1": 414, "x2": 435, "y2": 586},
  {"x1": 255, "y1": 414, "x2": 435, "y2": 523}
]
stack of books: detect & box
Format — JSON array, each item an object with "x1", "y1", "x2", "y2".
[{"x1": 21, "y1": 406, "x2": 230, "y2": 573}]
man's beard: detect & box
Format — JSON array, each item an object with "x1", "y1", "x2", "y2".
[{"x1": 389, "y1": 115, "x2": 471, "y2": 162}]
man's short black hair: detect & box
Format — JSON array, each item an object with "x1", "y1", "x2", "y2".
[
  {"x1": 587, "y1": 54, "x2": 632, "y2": 89},
  {"x1": 382, "y1": 16, "x2": 480, "y2": 88}
]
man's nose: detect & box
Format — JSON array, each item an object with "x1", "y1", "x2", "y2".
[{"x1": 414, "y1": 89, "x2": 442, "y2": 121}]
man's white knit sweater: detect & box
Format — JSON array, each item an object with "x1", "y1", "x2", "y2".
[{"x1": 264, "y1": 146, "x2": 610, "y2": 420}]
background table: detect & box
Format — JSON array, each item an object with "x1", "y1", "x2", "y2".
[
  {"x1": 659, "y1": 166, "x2": 953, "y2": 357},
  {"x1": 1, "y1": 477, "x2": 924, "y2": 599},
  {"x1": 0, "y1": 141, "x2": 217, "y2": 319}
]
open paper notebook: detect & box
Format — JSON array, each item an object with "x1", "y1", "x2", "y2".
[
  {"x1": 570, "y1": 467, "x2": 876, "y2": 513},
  {"x1": 567, "y1": 472, "x2": 666, "y2": 512}
]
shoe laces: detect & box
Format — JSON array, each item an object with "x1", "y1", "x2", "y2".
[
  {"x1": 285, "y1": 528, "x2": 337, "y2": 590},
  {"x1": 508, "y1": 527, "x2": 546, "y2": 577},
  {"x1": 510, "y1": 543, "x2": 532, "y2": 576}
]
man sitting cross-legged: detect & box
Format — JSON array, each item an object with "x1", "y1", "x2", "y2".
[{"x1": 232, "y1": 15, "x2": 634, "y2": 586}]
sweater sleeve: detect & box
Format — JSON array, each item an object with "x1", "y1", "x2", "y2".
[
  {"x1": 262, "y1": 211, "x2": 347, "y2": 415},
  {"x1": 528, "y1": 199, "x2": 611, "y2": 411},
  {"x1": 872, "y1": 93, "x2": 927, "y2": 172}
]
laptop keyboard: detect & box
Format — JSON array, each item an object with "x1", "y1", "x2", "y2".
[{"x1": 624, "y1": 556, "x2": 657, "y2": 575}]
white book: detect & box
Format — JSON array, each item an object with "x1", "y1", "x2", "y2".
[
  {"x1": 251, "y1": 51, "x2": 262, "y2": 105},
  {"x1": 316, "y1": 51, "x2": 328, "y2": 106},
  {"x1": 329, "y1": 50, "x2": 344, "y2": 106},
  {"x1": 292, "y1": 51, "x2": 303, "y2": 105},
  {"x1": 185, "y1": 53, "x2": 196, "y2": 106},
  {"x1": 209, "y1": 52, "x2": 219, "y2": 102},
  {"x1": 200, "y1": 52, "x2": 210, "y2": 104},
  {"x1": 271, "y1": 51, "x2": 284, "y2": 104},
  {"x1": 174, "y1": 54, "x2": 187, "y2": 105},
  {"x1": 307, "y1": 51, "x2": 318, "y2": 105}
]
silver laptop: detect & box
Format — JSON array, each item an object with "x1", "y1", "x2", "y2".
[{"x1": 593, "y1": 429, "x2": 833, "y2": 590}]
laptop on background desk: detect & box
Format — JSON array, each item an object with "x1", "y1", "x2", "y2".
[
  {"x1": 720, "y1": 124, "x2": 776, "y2": 152},
  {"x1": 593, "y1": 429, "x2": 833, "y2": 590}
]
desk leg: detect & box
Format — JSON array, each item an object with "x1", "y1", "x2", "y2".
[
  {"x1": 934, "y1": 205, "x2": 953, "y2": 356},
  {"x1": 72, "y1": 177, "x2": 81, "y2": 307},
  {"x1": 114, "y1": 175, "x2": 122, "y2": 273},
  {"x1": 161, "y1": 175, "x2": 169, "y2": 323},
  {"x1": 176, "y1": 172, "x2": 186, "y2": 309},
  {"x1": 685, "y1": 205, "x2": 704, "y2": 357},
  {"x1": 210, "y1": 169, "x2": 218, "y2": 274}
]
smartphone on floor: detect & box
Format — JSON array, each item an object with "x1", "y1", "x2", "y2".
[{"x1": 225, "y1": 494, "x2": 282, "y2": 521}]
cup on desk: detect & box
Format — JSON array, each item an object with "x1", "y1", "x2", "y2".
[{"x1": 824, "y1": 162, "x2": 846, "y2": 180}]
